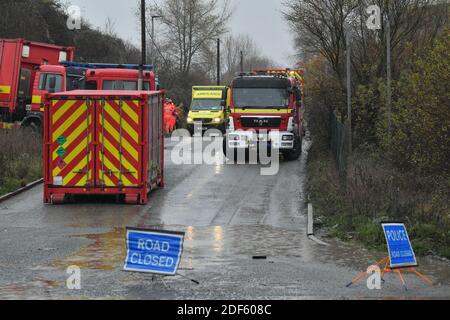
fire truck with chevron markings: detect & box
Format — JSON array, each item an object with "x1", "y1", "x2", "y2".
[
  {"x1": 224, "y1": 69, "x2": 306, "y2": 161},
  {"x1": 43, "y1": 90, "x2": 165, "y2": 205}
]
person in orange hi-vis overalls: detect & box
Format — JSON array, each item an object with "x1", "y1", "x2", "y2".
[{"x1": 164, "y1": 99, "x2": 179, "y2": 135}]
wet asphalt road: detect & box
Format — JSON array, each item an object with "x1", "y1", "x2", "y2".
[{"x1": 0, "y1": 136, "x2": 449, "y2": 300}]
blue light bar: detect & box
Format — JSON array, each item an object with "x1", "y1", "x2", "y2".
[{"x1": 61, "y1": 61, "x2": 154, "y2": 71}]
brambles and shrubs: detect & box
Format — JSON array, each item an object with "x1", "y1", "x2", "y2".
[
  {"x1": 287, "y1": 0, "x2": 450, "y2": 257},
  {"x1": 0, "y1": 128, "x2": 43, "y2": 196}
]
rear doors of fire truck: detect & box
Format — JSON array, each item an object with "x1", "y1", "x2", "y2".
[
  {"x1": 46, "y1": 97, "x2": 94, "y2": 191},
  {"x1": 96, "y1": 97, "x2": 142, "y2": 190},
  {"x1": 46, "y1": 96, "x2": 142, "y2": 190}
]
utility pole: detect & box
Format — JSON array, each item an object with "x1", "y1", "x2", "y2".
[
  {"x1": 151, "y1": 15, "x2": 162, "y2": 67},
  {"x1": 386, "y1": 12, "x2": 392, "y2": 143},
  {"x1": 346, "y1": 27, "x2": 352, "y2": 155},
  {"x1": 138, "y1": 0, "x2": 146, "y2": 91},
  {"x1": 240, "y1": 51, "x2": 244, "y2": 73},
  {"x1": 217, "y1": 39, "x2": 221, "y2": 85}
]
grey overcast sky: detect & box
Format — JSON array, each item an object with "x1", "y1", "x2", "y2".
[{"x1": 65, "y1": 0, "x2": 296, "y2": 66}]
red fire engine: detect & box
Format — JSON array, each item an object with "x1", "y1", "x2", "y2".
[
  {"x1": 0, "y1": 38, "x2": 75, "y2": 122},
  {"x1": 24, "y1": 62, "x2": 155, "y2": 131},
  {"x1": 224, "y1": 69, "x2": 306, "y2": 161}
]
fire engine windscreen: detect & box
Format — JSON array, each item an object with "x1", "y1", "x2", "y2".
[
  {"x1": 233, "y1": 88, "x2": 289, "y2": 109},
  {"x1": 232, "y1": 77, "x2": 291, "y2": 109},
  {"x1": 38, "y1": 74, "x2": 62, "y2": 93},
  {"x1": 103, "y1": 80, "x2": 150, "y2": 91},
  {"x1": 191, "y1": 99, "x2": 222, "y2": 111}
]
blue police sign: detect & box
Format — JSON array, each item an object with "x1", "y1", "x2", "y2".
[
  {"x1": 382, "y1": 223, "x2": 417, "y2": 269},
  {"x1": 124, "y1": 228, "x2": 185, "y2": 275}
]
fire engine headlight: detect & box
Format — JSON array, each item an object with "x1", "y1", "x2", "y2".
[
  {"x1": 187, "y1": 117, "x2": 194, "y2": 124},
  {"x1": 213, "y1": 118, "x2": 221, "y2": 123},
  {"x1": 282, "y1": 135, "x2": 294, "y2": 141}
]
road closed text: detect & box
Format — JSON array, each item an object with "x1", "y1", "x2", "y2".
[
  {"x1": 128, "y1": 239, "x2": 175, "y2": 267},
  {"x1": 124, "y1": 229, "x2": 184, "y2": 275}
]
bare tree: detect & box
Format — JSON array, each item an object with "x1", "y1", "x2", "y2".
[
  {"x1": 283, "y1": 0, "x2": 361, "y2": 82},
  {"x1": 221, "y1": 34, "x2": 278, "y2": 83},
  {"x1": 103, "y1": 17, "x2": 118, "y2": 38},
  {"x1": 283, "y1": 0, "x2": 448, "y2": 84},
  {"x1": 149, "y1": 0, "x2": 232, "y2": 74}
]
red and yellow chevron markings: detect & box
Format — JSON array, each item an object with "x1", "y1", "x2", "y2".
[
  {"x1": 51, "y1": 99, "x2": 92, "y2": 187},
  {"x1": 97, "y1": 99, "x2": 140, "y2": 188}
]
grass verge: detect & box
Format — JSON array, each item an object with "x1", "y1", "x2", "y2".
[
  {"x1": 308, "y1": 145, "x2": 450, "y2": 259},
  {"x1": 0, "y1": 128, "x2": 43, "y2": 197}
]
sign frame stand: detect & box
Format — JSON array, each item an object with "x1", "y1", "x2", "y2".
[
  {"x1": 346, "y1": 256, "x2": 433, "y2": 291},
  {"x1": 176, "y1": 272, "x2": 200, "y2": 285}
]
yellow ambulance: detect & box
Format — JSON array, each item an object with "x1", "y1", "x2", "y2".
[{"x1": 187, "y1": 86, "x2": 229, "y2": 135}]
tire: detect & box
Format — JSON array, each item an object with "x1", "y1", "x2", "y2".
[
  {"x1": 283, "y1": 136, "x2": 302, "y2": 161},
  {"x1": 22, "y1": 120, "x2": 42, "y2": 136}
]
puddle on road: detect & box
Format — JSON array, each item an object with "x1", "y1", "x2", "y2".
[
  {"x1": 46, "y1": 224, "x2": 310, "y2": 273},
  {"x1": 47, "y1": 224, "x2": 450, "y2": 286},
  {"x1": 51, "y1": 228, "x2": 126, "y2": 271},
  {"x1": 0, "y1": 278, "x2": 59, "y2": 300}
]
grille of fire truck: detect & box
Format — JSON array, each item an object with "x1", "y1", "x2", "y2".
[{"x1": 240, "y1": 117, "x2": 282, "y2": 128}]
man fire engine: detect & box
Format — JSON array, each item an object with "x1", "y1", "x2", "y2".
[{"x1": 224, "y1": 69, "x2": 305, "y2": 161}]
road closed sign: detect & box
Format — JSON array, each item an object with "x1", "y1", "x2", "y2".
[
  {"x1": 382, "y1": 223, "x2": 418, "y2": 269},
  {"x1": 124, "y1": 228, "x2": 185, "y2": 275}
]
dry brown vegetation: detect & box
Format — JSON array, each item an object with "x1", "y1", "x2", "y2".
[
  {"x1": 284, "y1": 0, "x2": 450, "y2": 257},
  {"x1": 0, "y1": 129, "x2": 42, "y2": 196}
]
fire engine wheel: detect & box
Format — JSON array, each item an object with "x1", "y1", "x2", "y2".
[
  {"x1": 124, "y1": 194, "x2": 140, "y2": 205},
  {"x1": 283, "y1": 136, "x2": 302, "y2": 161},
  {"x1": 21, "y1": 121, "x2": 41, "y2": 135},
  {"x1": 51, "y1": 194, "x2": 66, "y2": 205}
]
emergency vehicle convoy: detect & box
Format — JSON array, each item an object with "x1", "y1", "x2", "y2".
[
  {"x1": 1, "y1": 38, "x2": 307, "y2": 205},
  {"x1": 187, "y1": 86, "x2": 230, "y2": 135},
  {"x1": 224, "y1": 69, "x2": 305, "y2": 161}
]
